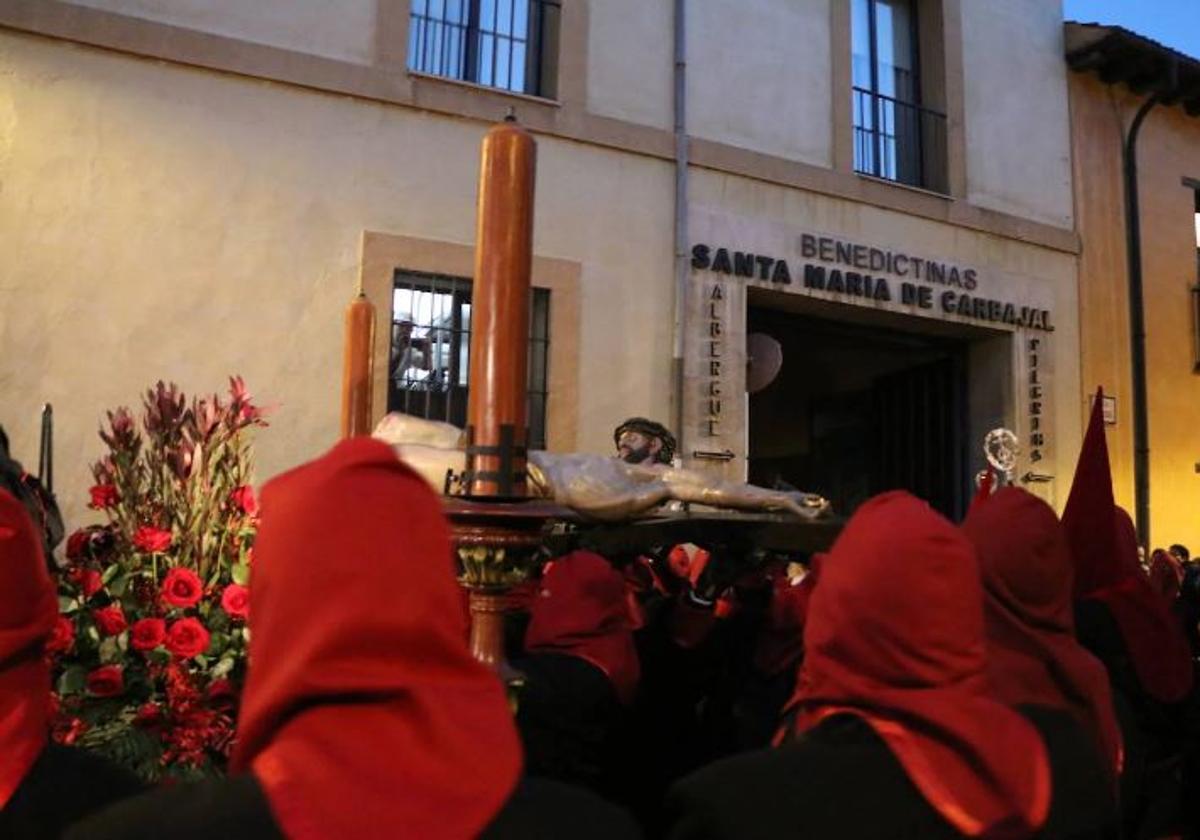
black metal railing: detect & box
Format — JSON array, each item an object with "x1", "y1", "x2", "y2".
[
  {"x1": 407, "y1": 0, "x2": 561, "y2": 97},
  {"x1": 389, "y1": 271, "x2": 551, "y2": 449},
  {"x1": 853, "y1": 86, "x2": 948, "y2": 193}
]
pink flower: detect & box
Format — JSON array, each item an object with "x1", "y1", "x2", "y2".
[
  {"x1": 161, "y1": 568, "x2": 203, "y2": 609},
  {"x1": 92, "y1": 605, "x2": 127, "y2": 636},
  {"x1": 220, "y1": 584, "x2": 249, "y2": 620},
  {"x1": 229, "y1": 485, "x2": 258, "y2": 516},
  {"x1": 133, "y1": 525, "x2": 173, "y2": 554}
]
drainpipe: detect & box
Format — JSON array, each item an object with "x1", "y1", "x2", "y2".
[
  {"x1": 671, "y1": 0, "x2": 689, "y2": 460},
  {"x1": 1122, "y1": 60, "x2": 1177, "y2": 548}
]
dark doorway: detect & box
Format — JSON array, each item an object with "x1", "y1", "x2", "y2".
[{"x1": 747, "y1": 307, "x2": 969, "y2": 520}]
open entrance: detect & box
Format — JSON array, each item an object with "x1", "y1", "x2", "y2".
[{"x1": 747, "y1": 292, "x2": 1004, "y2": 521}]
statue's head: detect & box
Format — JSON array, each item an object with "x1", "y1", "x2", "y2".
[{"x1": 614, "y1": 417, "x2": 676, "y2": 466}]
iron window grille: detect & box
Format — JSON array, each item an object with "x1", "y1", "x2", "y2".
[
  {"x1": 851, "y1": 0, "x2": 947, "y2": 192},
  {"x1": 390, "y1": 270, "x2": 551, "y2": 449},
  {"x1": 407, "y1": 0, "x2": 561, "y2": 97}
]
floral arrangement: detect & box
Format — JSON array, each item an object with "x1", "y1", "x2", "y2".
[{"x1": 47, "y1": 378, "x2": 266, "y2": 782}]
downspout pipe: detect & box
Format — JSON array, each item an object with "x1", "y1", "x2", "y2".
[
  {"x1": 1122, "y1": 60, "x2": 1177, "y2": 548},
  {"x1": 671, "y1": 0, "x2": 688, "y2": 461}
]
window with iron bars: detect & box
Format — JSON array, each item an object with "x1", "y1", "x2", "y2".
[
  {"x1": 851, "y1": 0, "x2": 947, "y2": 193},
  {"x1": 407, "y1": 0, "x2": 561, "y2": 98},
  {"x1": 390, "y1": 271, "x2": 551, "y2": 449}
]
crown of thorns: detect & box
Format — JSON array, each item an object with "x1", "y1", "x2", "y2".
[{"x1": 614, "y1": 417, "x2": 676, "y2": 464}]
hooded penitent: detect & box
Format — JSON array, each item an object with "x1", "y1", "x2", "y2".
[
  {"x1": 525, "y1": 550, "x2": 640, "y2": 705},
  {"x1": 963, "y1": 487, "x2": 1122, "y2": 776},
  {"x1": 784, "y1": 491, "x2": 1050, "y2": 838},
  {"x1": 1061, "y1": 390, "x2": 1194, "y2": 704},
  {"x1": 0, "y1": 489, "x2": 57, "y2": 808},
  {"x1": 230, "y1": 438, "x2": 521, "y2": 839}
]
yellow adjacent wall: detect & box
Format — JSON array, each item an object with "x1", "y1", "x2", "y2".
[{"x1": 1071, "y1": 71, "x2": 1200, "y2": 549}]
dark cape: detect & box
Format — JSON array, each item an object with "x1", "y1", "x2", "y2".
[
  {"x1": 65, "y1": 773, "x2": 643, "y2": 840},
  {"x1": 664, "y1": 708, "x2": 1117, "y2": 840},
  {"x1": 1, "y1": 743, "x2": 144, "y2": 840}
]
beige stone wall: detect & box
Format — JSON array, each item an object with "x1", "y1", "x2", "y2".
[
  {"x1": 960, "y1": 0, "x2": 1074, "y2": 228},
  {"x1": 69, "y1": 0, "x2": 379, "y2": 64},
  {"x1": 687, "y1": 0, "x2": 833, "y2": 167},
  {"x1": 0, "y1": 31, "x2": 674, "y2": 534},
  {"x1": 1071, "y1": 71, "x2": 1200, "y2": 549},
  {"x1": 586, "y1": 0, "x2": 673, "y2": 130}
]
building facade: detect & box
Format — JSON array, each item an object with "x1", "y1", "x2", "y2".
[
  {"x1": 1067, "y1": 23, "x2": 1200, "y2": 550},
  {"x1": 0, "y1": 0, "x2": 1083, "y2": 529}
]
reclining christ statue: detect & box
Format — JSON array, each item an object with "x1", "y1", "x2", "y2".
[{"x1": 372, "y1": 414, "x2": 831, "y2": 522}]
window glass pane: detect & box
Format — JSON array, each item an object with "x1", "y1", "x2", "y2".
[
  {"x1": 497, "y1": 0, "x2": 514, "y2": 36},
  {"x1": 495, "y1": 38, "x2": 512, "y2": 90},
  {"x1": 875, "y1": 0, "x2": 915, "y2": 102},
  {"x1": 851, "y1": 0, "x2": 872, "y2": 90}
]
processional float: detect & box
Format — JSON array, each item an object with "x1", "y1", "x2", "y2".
[{"x1": 342, "y1": 113, "x2": 839, "y2": 674}]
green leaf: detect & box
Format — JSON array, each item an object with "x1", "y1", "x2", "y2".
[
  {"x1": 211, "y1": 656, "x2": 236, "y2": 679},
  {"x1": 58, "y1": 596, "x2": 80, "y2": 614},
  {"x1": 98, "y1": 636, "x2": 120, "y2": 664},
  {"x1": 108, "y1": 573, "x2": 130, "y2": 597},
  {"x1": 231, "y1": 563, "x2": 250, "y2": 586},
  {"x1": 57, "y1": 666, "x2": 86, "y2": 695},
  {"x1": 194, "y1": 654, "x2": 209, "y2": 667},
  {"x1": 101, "y1": 564, "x2": 121, "y2": 584}
]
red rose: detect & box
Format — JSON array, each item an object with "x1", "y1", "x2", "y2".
[
  {"x1": 229, "y1": 485, "x2": 258, "y2": 516},
  {"x1": 74, "y1": 568, "x2": 104, "y2": 599},
  {"x1": 45, "y1": 616, "x2": 75, "y2": 654},
  {"x1": 129, "y1": 617, "x2": 167, "y2": 651},
  {"x1": 220, "y1": 584, "x2": 249, "y2": 620},
  {"x1": 161, "y1": 568, "x2": 203, "y2": 608},
  {"x1": 88, "y1": 484, "x2": 119, "y2": 509},
  {"x1": 166, "y1": 618, "x2": 211, "y2": 659},
  {"x1": 92, "y1": 605, "x2": 127, "y2": 636},
  {"x1": 133, "y1": 525, "x2": 173, "y2": 554},
  {"x1": 66, "y1": 530, "x2": 90, "y2": 562},
  {"x1": 85, "y1": 665, "x2": 124, "y2": 697}
]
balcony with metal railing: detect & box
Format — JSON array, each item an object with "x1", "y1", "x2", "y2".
[{"x1": 853, "y1": 86, "x2": 948, "y2": 194}]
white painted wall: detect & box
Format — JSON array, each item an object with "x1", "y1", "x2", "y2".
[
  {"x1": 586, "y1": 0, "x2": 673, "y2": 130},
  {"x1": 961, "y1": 0, "x2": 1074, "y2": 228},
  {"x1": 67, "y1": 0, "x2": 378, "y2": 64},
  {"x1": 688, "y1": 0, "x2": 833, "y2": 167},
  {"x1": 0, "y1": 32, "x2": 674, "y2": 532}
]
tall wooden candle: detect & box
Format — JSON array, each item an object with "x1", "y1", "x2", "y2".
[
  {"x1": 464, "y1": 116, "x2": 536, "y2": 497},
  {"x1": 339, "y1": 291, "x2": 376, "y2": 438}
]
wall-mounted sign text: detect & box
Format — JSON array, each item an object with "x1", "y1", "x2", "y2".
[
  {"x1": 705, "y1": 282, "x2": 725, "y2": 437},
  {"x1": 691, "y1": 235, "x2": 1054, "y2": 332}
]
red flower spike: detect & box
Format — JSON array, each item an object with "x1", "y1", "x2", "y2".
[{"x1": 133, "y1": 525, "x2": 173, "y2": 554}]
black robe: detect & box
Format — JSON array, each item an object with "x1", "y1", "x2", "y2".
[
  {"x1": 664, "y1": 708, "x2": 1117, "y2": 840},
  {"x1": 513, "y1": 653, "x2": 626, "y2": 796},
  {"x1": 65, "y1": 773, "x2": 643, "y2": 840},
  {"x1": 1074, "y1": 598, "x2": 1200, "y2": 839},
  {"x1": 1, "y1": 743, "x2": 144, "y2": 840}
]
